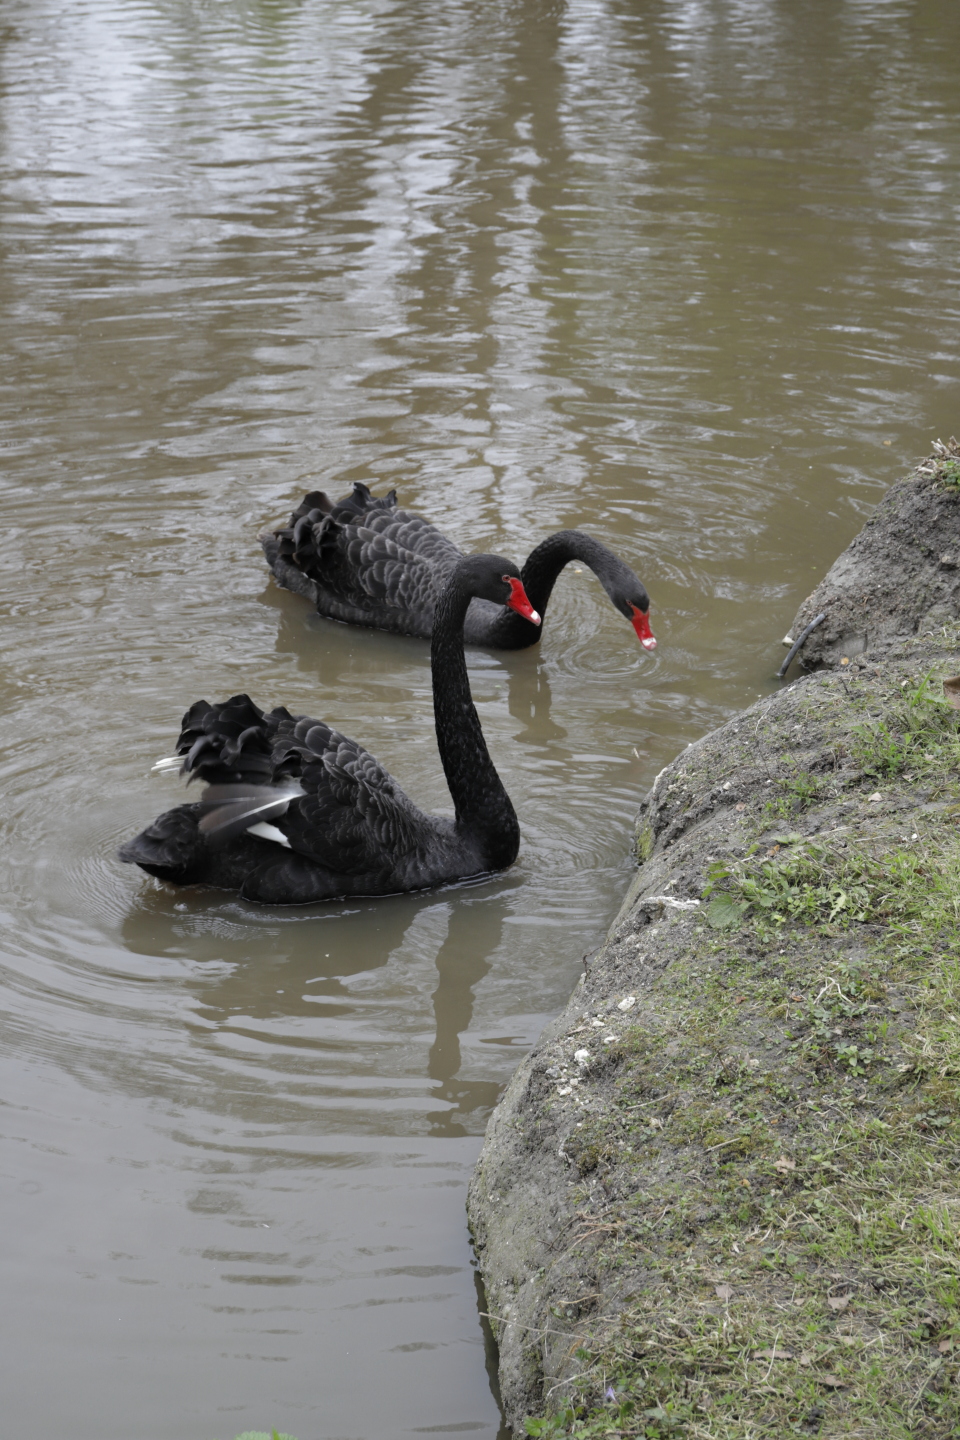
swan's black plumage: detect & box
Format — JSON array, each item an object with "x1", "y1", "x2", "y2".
[
  {"x1": 120, "y1": 556, "x2": 539, "y2": 905},
  {"x1": 260, "y1": 484, "x2": 656, "y2": 650}
]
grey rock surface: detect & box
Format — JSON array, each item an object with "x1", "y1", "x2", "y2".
[{"x1": 787, "y1": 437, "x2": 960, "y2": 671}]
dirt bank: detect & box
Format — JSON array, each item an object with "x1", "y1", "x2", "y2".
[{"x1": 468, "y1": 440, "x2": 960, "y2": 1438}]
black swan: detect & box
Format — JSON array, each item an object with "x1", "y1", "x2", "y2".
[
  {"x1": 260, "y1": 484, "x2": 656, "y2": 652},
  {"x1": 119, "y1": 556, "x2": 541, "y2": 906}
]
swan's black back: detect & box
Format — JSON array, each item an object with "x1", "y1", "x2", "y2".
[{"x1": 261, "y1": 484, "x2": 466, "y2": 637}]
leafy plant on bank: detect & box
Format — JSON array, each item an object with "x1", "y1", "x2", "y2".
[
  {"x1": 935, "y1": 457, "x2": 960, "y2": 491},
  {"x1": 525, "y1": 1392, "x2": 686, "y2": 1438},
  {"x1": 703, "y1": 836, "x2": 957, "y2": 934}
]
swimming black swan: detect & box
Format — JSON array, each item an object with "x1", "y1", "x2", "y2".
[
  {"x1": 260, "y1": 484, "x2": 656, "y2": 651},
  {"x1": 119, "y1": 556, "x2": 541, "y2": 906}
]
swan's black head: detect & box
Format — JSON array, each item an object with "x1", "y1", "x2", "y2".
[
  {"x1": 609, "y1": 572, "x2": 656, "y2": 650},
  {"x1": 457, "y1": 554, "x2": 542, "y2": 625}
]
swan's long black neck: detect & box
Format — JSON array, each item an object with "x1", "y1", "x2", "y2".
[
  {"x1": 480, "y1": 531, "x2": 621, "y2": 648},
  {"x1": 431, "y1": 579, "x2": 520, "y2": 871}
]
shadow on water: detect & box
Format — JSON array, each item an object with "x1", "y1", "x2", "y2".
[{"x1": 263, "y1": 576, "x2": 430, "y2": 663}]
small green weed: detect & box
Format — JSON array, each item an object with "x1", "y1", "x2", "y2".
[
  {"x1": 762, "y1": 768, "x2": 823, "y2": 820},
  {"x1": 782, "y1": 961, "x2": 887, "y2": 1074},
  {"x1": 920, "y1": 438, "x2": 960, "y2": 492},
  {"x1": 936, "y1": 457, "x2": 960, "y2": 490},
  {"x1": 525, "y1": 1395, "x2": 685, "y2": 1437}
]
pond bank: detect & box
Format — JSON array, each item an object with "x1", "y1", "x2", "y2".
[{"x1": 468, "y1": 440, "x2": 960, "y2": 1439}]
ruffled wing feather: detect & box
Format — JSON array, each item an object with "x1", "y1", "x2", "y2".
[
  {"x1": 263, "y1": 484, "x2": 465, "y2": 632},
  {"x1": 164, "y1": 696, "x2": 439, "y2": 884}
]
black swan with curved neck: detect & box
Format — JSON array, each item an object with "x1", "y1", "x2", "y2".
[
  {"x1": 260, "y1": 484, "x2": 656, "y2": 652},
  {"x1": 119, "y1": 556, "x2": 540, "y2": 905}
]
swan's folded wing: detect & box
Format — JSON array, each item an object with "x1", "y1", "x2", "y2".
[
  {"x1": 271, "y1": 718, "x2": 436, "y2": 877},
  {"x1": 340, "y1": 520, "x2": 461, "y2": 616},
  {"x1": 266, "y1": 485, "x2": 465, "y2": 622},
  {"x1": 360, "y1": 508, "x2": 465, "y2": 569}
]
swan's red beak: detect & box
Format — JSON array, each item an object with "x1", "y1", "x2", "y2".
[
  {"x1": 631, "y1": 605, "x2": 657, "y2": 650},
  {"x1": 504, "y1": 576, "x2": 541, "y2": 626}
]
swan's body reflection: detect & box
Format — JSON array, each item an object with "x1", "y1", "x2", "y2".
[
  {"x1": 504, "y1": 652, "x2": 566, "y2": 744},
  {"x1": 426, "y1": 890, "x2": 512, "y2": 1137},
  {"x1": 121, "y1": 878, "x2": 524, "y2": 1135}
]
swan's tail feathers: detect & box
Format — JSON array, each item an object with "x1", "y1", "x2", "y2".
[
  {"x1": 259, "y1": 529, "x2": 280, "y2": 568},
  {"x1": 118, "y1": 806, "x2": 202, "y2": 880},
  {"x1": 197, "y1": 782, "x2": 301, "y2": 842},
  {"x1": 263, "y1": 484, "x2": 398, "y2": 595},
  {"x1": 267, "y1": 500, "x2": 342, "y2": 585},
  {"x1": 151, "y1": 755, "x2": 184, "y2": 774},
  {"x1": 280, "y1": 490, "x2": 333, "y2": 528},
  {"x1": 261, "y1": 492, "x2": 329, "y2": 569}
]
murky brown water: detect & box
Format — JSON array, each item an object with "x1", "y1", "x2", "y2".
[{"x1": 2, "y1": 0, "x2": 959, "y2": 1435}]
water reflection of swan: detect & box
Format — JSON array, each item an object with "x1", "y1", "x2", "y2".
[
  {"x1": 426, "y1": 891, "x2": 512, "y2": 1138},
  {"x1": 173, "y1": 892, "x2": 441, "y2": 1019},
  {"x1": 121, "y1": 879, "x2": 519, "y2": 1137},
  {"x1": 119, "y1": 883, "x2": 427, "y2": 986},
  {"x1": 506, "y1": 657, "x2": 566, "y2": 745}
]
